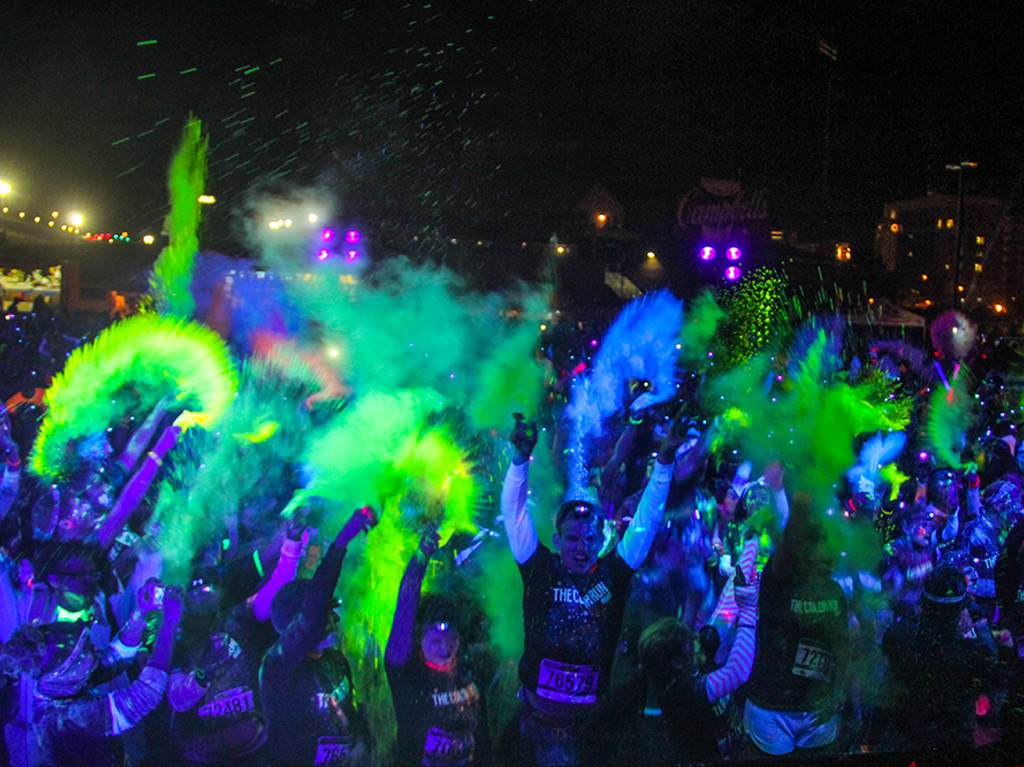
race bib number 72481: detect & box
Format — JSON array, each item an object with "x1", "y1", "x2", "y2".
[
  {"x1": 535, "y1": 658, "x2": 599, "y2": 704},
  {"x1": 197, "y1": 686, "x2": 255, "y2": 718},
  {"x1": 791, "y1": 639, "x2": 835, "y2": 683}
]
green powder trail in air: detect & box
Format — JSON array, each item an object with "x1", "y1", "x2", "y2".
[
  {"x1": 706, "y1": 329, "x2": 908, "y2": 572},
  {"x1": 468, "y1": 322, "x2": 548, "y2": 430},
  {"x1": 151, "y1": 116, "x2": 208, "y2": 318},
  {"x1": 150, "y1": 359, "x2": 317, "y2": 583},
  {"x1": 926, "y1": 377, "x2": 974, "y2": 469},
  {"x1": 678, "y1": 290, "x2": 723, "y2": 369},
  {"x1": 31, "y1": 314, "x2": 238, "y2": 479}
]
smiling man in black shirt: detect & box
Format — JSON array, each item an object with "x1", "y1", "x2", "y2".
[{"x1": 500, "y1": 414, "x2": 700, "y2": 766}]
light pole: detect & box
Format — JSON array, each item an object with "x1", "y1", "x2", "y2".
[{"x1": 945, "y1": 161, "x2": 976, "y2": 309}]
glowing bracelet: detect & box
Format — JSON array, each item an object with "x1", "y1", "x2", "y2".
[
  {"x1": 147, "y1": 451, "x2": 163, "y2": 467},
  {"x1": 252, "y1": 549, "x2": 265, "y2": 578}
]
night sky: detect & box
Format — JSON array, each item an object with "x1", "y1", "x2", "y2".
[{"x1": 1, "y1": 1, "x2": 1020, "y2": 241}]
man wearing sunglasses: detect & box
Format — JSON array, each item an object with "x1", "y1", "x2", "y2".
[{"x1": 501, "y1": 411, "x2": 703, "y2": 766}]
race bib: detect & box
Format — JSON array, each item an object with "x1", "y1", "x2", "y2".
[
  {"x1": 314, "y1": 736, "x2": 350, "y2": 765},
  {"x1": 197, "y1": 686, "x2": 255, "y2": 718},
  {"x1": 424, "y1": 726, "x2": 472, "y2": 761},
  {"x1": 536, "y1": 658, "x2": 599, "y2": 704},
  {"x1": 791, "y1": 639, "x2": 834, "y2": 683}
]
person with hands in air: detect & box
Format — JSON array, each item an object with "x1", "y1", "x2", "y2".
[
  {"x1": 260, "y1": 505, "x2": 377, "y2": 767},
  {"x1": 501, "y1": 409, "x2": 703, "y2": 767},
  {"x1": 742, "y1": 491, "x2": 849, "y2": 757},
  {"x1": 167, "y1": 517, "x2": 313, "y2": 766},
  {"x1": 639, "y1": 573, "x2": 760, "y2": 763},
  {"x1": 386, "y1": 524, "x2": 490, "y2": 766},
  {"x1": 31, "y1": 585, "x2": 184, "y2": 767}
]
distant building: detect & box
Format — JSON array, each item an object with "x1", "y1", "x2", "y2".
[{"x1": 873, "y1": 193, "x2": 1006, "y2": 315}]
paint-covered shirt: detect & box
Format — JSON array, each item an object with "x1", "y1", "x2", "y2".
[
  {"x1": 518, "y1": 545, "x2": 634, "y2": 718},
  {"x1": 388, "y1": 659, "x2": 484, "y2": 767},
  {"x1": 746, "y1": 554, "x2": 848, "y2": 713},
  {"x1": 170, "y1": 614, "x2": 267, "y2": 763}
]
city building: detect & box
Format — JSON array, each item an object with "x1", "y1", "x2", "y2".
[{"x1": 873, "y1": 192, "x2": 1006, "y2": 315}]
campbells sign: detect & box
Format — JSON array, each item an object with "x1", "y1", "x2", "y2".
[{"x1": 676, "y1": 178, "x2": 768, "y2": 239}]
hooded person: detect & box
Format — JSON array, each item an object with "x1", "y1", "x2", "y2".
[
  {"x1": 499, "y1": 411, "x2": 703, "y2": 766},
  {"x1": 865, "y1": 563, "x2": 997, "y2": 751}
]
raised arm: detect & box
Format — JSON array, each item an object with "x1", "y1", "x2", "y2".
[
  {"x1": 248, "y1": 523, "x2": 308, "y2": 622},
  {"x1": 117, "y1": 397, "x2": 171, "y2": 474},
  {"x1": 386, "y1": 526, "x2": 439, "y2": 667},
  {"x1": 502, "y1": 415, "x2": 538, "y2": 564},
  {"x1": 705, "y1": 582, "x2": 758, "y2": 702},
  {"x1": 773, "y1": 489, "x2": 811, "y2": 579},
  {"x1": 97, "y1": 413, "x2": 194, "y2": 549},
  {"x1": 274, "y1": 507, "x2": 376, "y2": 666},
  {"x1": 618, "y1": 418, "x2": 701, "y2": 570},
  {"x1": 50, "y1": 588, "x2": 181, "y2": 738}
]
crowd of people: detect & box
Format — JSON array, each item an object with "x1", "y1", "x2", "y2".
[{"x1": 1, "y1": 299, "x2": 1024, "y2": 767}]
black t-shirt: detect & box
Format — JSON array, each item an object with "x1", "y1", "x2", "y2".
[
  {"x1": 260, "y1": 646, "x2": 367, "y2": 766},
  {"x1": 171, "y1": 607, "x2": 268, "y2": 763},
  {"x1": 997, "y1": 519, "x2": 1024, "y2": 643},
  {"x1": 747, "y1": 554, "x2": 848, "y2": 712},
  {"x1": 519, "y1": 544, "x2": 635, "y2": 711},
  {"x1": 656, "y1": 673, "x2": 730, "y2": 763},
  {"x1": 387, "y1": 658, "x2": 483, "y2": 767}
]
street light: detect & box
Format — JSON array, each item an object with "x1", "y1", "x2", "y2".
[
  {"x1": 945, "y1": 161, "x2": 977, "y2": 308},
  {"x1": 68, "y1": 211, "x2": 85, "y2": 228},
  {"x1": 0, "y1": 180, "x2": 11, "y2": 197}
]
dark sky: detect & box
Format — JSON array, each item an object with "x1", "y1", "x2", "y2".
[{"x1": 1, "y1": 0, "x2": 1020, "y2": 239}]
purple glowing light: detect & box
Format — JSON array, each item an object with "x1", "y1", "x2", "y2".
[
  {"x1": 589, "y1": 339, "x2": 598, "y2": 348},
  {"x1": 918, "y1": 450, "x2": 930, "y2": 461},
  {"x1": 699, "y1": 246, "x2": 716, "y2": 261},
  {"x1": 321, "y1": 228, "x2": 335, "y2": 242},
  {"x1": 726, "y1": 246, "x2": 742, "y2": 261},
  {"x1": 344, "y1": 228, "x2": 361, "y2": 244},
  {"x1": 317, "y1": 249, "x2": 330, "y2": 261},
  {"x1": 724, "y1": 265, "x2": 742, "y2": 281},
  {"x1": 346, "y1": 249, "x2": 358, "y2": 261}
]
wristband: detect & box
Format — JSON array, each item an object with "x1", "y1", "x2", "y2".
[
  {"x1": 628, "y1": 413, "x2": 644, "y2": 426},
  {"x1": 147, "y1": 451, "x2": 163, "y2": 467},
  {"x1": 5, "y1": 457, "x2": 20, "y2": 469},
  {"x1": 738, "y1": 623, "x2": 757, "y2": 630}
]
